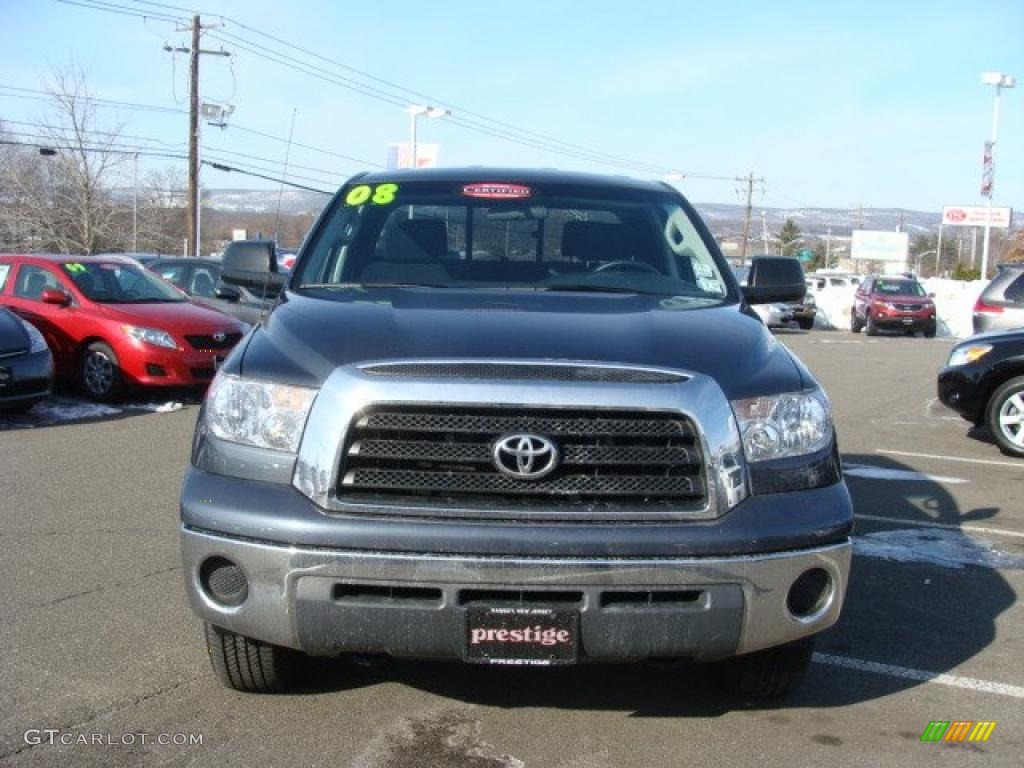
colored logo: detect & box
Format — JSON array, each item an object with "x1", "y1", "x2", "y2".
[{"x1": 920, "y1": 721, "x2": 996, "y2": 742}]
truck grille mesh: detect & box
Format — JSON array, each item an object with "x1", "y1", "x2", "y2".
[{"x1": 337, "y1": 406, "x2": 706, "y2": 519}]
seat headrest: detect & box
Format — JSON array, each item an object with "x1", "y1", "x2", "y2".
[
  {"x1": 387, "y1": 218, "x2": 448, "y2": 262},
  {"x1": 561, "y1": 221, "x2": 633, "y2": 262}
]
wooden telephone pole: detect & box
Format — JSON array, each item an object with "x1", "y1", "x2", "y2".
[
  {"x1": 737, "y1": 172, "x2": 764, "y2": 264},
  {"x1": 167, "y1": 16, "x2": 230, "y2": 257}
]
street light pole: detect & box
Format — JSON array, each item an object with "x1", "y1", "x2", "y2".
[
  {"x1": 980, "y1": 71, "x2": 1016, "y2": 279},
  {"x1": 406, "y1": 105, "x2": 450, "y2": 169}
]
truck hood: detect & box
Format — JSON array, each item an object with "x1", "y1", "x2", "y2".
[{"x1": 238, "y1": 288, "x2": 806, "y2": 399}]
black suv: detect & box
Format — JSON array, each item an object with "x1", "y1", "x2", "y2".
[{"x1": 181, "y1": 168, "x2": 852, "y2": 698}]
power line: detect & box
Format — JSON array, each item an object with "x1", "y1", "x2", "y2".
[
  {"x1": 73, "y1": 0, "x2": 744, "y2": 179},
  {"x1": 201, "y1": 160, "x2": 332, "y2": 195}
]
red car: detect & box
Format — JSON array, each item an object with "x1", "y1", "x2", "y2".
[
  {"x1": 0, "y1": 254, "x2": 248, "y2": 401},
  {"x1": 851, "y1": 275, "x2": 936, "y2": 337}
]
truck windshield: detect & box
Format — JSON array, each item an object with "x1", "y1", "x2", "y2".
[{"x1": 296, "y1": 180, "x2": 734, "y2": 303}]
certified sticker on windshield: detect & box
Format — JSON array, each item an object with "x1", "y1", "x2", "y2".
[{"x1": 462, "y1": 183, "x2": 532, "y2": 199}]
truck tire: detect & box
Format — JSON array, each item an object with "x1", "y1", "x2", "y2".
[
  {"x1": 986, "y1": 376, "x2": 1024, "y2": 458},
  {"x1": 204, "y1": 622, "x2": 300, "y2": 692},
  {"x1": 717, "y1": 637, "x2": 814, "y2": 700}
]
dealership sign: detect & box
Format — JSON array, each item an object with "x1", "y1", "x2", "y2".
[
  {"x1": 942, "y1": 205, "x2": 1012, "y2": 228},
  {"x1": 850, "y1": 230, "x2": 909, "y2": 263}
]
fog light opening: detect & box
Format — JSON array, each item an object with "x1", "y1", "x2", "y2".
[
  {"x1": 787, "y1": 567, "x2": 832, "y2": 620},
  {"x1": 199, "y1": 556, "x2": 248, "y2": 607}
]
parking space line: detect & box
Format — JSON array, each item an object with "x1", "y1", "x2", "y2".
[
  {"x1": 813, "y1": 653, "x2": 1024, "y2": 699},
  {"x1": 876, "y1": 449, "x2": 1023, "y2": 469},
  {"x1": 855, "y1": 513, "x2": 1024, "y2": 540}
]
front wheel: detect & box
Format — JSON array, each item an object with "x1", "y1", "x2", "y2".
[
  {"x1": 716, "y1": 637, "x2": 814, "y2": 700},
  {"x1": 798, "y1": 318, "x2": 814, "y2": 331},
  {"x1": 80, "y1": 341, "x2": 124, "y2": 402},
  {"x1": 865, "y1": 313, "x2": 879, "y2": 336},
  {"x1": 986, "y1": 377, "x2": 1024, "y2": 458},
  {"x1": 204, "y1": 623, "x2": 302, "y2": 692},
  {"x1": 850, "y1": 309, "x2": 863, "y2": 333}
]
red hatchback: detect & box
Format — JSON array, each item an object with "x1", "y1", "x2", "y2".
[{"x1": 0, "y1": 255, "x2": 248, "y2": 401}]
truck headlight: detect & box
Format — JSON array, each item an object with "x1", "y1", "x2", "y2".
[
  {"x1": 122, "y1": 324, "x2": 177, "y2": 349},
  {"x1": 19, "y1": 318, "x2": 48, "y2": 353},
  {"x1": 947, "y1": 343, "x2": 992, "y2": 367},
  {"x1": 205, "y1": 373, "x2": 317, "y2": 452},
  {"x1": 731, "y1": 391, "x2": 832, "y2": 462}
]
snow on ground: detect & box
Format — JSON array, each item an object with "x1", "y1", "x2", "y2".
[
  {"x1": 0, "y1": 396, "x2": 183, "y2": 428},
  {"x1": 811, "y1": 278, "x2": 986, "y2": 339},
  {"x1": 855, "y1": 527, "x2": 1024, "y2": 570}
]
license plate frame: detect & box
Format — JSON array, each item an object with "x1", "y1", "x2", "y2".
[
  {"x1": 902, "y1": 317, "x2": 914, "y2": 325},
  {"x1": 465, "y1": 606, "x2": 579, "y2": 666}
]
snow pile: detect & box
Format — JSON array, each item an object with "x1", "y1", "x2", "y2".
[
  {"x1": 810, "y1": 278, "x2": 987, "y2": 338},
  {"x1": 921, "y1": 278, "x2": 986, "y2": 339}
]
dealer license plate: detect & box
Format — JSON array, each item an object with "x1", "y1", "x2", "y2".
[{"x1": 465, "y1": 606, "x2": 578, "y2": 666}]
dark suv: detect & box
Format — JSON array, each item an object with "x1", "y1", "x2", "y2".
[
  {"x1": 181, "y1": 168, "x2": 852, "y2": 699},
  {"x1": 851, "y1": 275, "x2": 936, "y2": 337}
]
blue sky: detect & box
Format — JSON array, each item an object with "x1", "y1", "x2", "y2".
[{"x1": 2, "y1": 0, "x2": 1022, "y2": 212}]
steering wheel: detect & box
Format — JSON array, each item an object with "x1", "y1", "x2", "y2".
[{"x1": 593, "y1": 260, "x2": 661, "y2": 274}]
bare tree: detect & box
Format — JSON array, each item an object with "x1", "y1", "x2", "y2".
[{"x1": 0, "y1": 67, "x2": 129, "y2": 254}]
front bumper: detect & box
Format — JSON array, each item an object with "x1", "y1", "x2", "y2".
[
  {"x1": 0, "y1": 348, "x2": 53, "y2": 408},
  {"x1": 119, "y1": 340, "x2": 239, "y2": 388},
  {"x1": 182, "y1": 526, "x2": 851, "y2": 660},
  {"x1": 871, "y1": 312, "x2": 935, "y2": 331},
  {"x1": 937, "y1": 363, "x2": 987, "y2": 423},
  {"x1": 181, "y1": 467, "x2": 853, "y2": 661}
]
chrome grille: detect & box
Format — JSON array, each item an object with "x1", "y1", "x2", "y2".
[{"x1": 337, "y1": 405, "x2": 706, "y2": 519}]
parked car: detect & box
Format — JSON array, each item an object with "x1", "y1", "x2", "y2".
[
  {"x1": 973, "y1": 263, "x2": 1024, "y2": 334},
  {"x1": 807, "y1": 273, "x2": 861, "y2": 292},
  {"x1": 95, "y1": 252, "x2": 164, "y2": 268},
  {"x1": 0, "y1": 305, "x2": 53, "y2": 412},
  {"x1": 149, "y1": 257, "x2": 271, "y2": 326},
  {"x1": 182, "y1": 168, "x2": 851, "y2": 698},
  {"x1": 790, "y1": 291, "x2": 817, "y2": 330},
  {"x1": 851, "y1": 275, "x2": 936, "y2": 337},
  {"x1": 733, "y1": 261, "x2": 804, "y2": 328},
  {"x1": 939, "y1": 329, "x2": 1024, "y2": 456},
  {"x1": 0, "y1": 254, "x2": 248, "y2": 401}
]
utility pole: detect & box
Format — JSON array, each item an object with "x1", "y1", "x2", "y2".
[
  {"x1": 737, "y1": 172, "x2": 763, "y2": 265},
  {"x1": 761, "y1": 210, "x2": 769, "y2": 252},
  {"x1": 187, "y1": 15, "x2": 200, "y2": 257},
  {"x1": 167, "y1": 16, "x2": 230, "y2": 257}
]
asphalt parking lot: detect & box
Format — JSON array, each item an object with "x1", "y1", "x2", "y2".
[{"x1": 1, "y1": 330, "x2": 1022, "y2": 768}]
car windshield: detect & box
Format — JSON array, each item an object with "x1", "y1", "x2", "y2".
[
  {"x1": 63, "y1": 261, "x2": 187, "y2": 303},
  {"x1": 874, "y1": 279, "x2": 925, "y2": 296},
  {"x1": 296, "y1": 179, "x2": 735, "y2": 305}
]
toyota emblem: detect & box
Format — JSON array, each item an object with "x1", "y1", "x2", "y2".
[
  {"x1": 212, "y1": 331, "x2": 227, "y2": 343},
  {"x1": 492, "y1": 434, "x2": 560, "y2": 480}
]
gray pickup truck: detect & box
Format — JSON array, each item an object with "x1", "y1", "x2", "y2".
[{"x1": 180, "y1": 168, "x2": 852, "y2": 699}]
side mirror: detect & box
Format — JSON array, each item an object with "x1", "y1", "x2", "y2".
[
  {"x1": 220, "y1": 240, "x2": 286, "y2": 293},
  {"x1": 214, "y1": 283, "x2": 241, "y2": 302},
  {"x1": 928, "y1": 292, "x2": 936, "y2": 299},
  {"x1": 40, "y1": 288, "x2": 71, "y2": 306}
]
